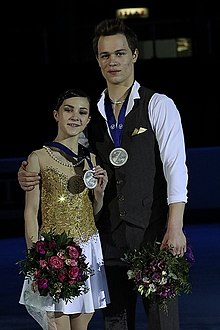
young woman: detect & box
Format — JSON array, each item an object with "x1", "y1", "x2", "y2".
[{"x1": 19, "y1": 89, "x2": 110, "y2": 330}]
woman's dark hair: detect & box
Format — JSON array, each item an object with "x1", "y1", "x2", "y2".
[
  {"x1": 55, "y1": 89, "x2": 91, "y2": 110},
  {"x1": 92, "y1": 18, "x2": 139, "y2": 57}
]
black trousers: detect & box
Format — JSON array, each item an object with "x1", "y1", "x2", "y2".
[{"x1": 102, "y1": 265, "x2": 180, "y2": 330}]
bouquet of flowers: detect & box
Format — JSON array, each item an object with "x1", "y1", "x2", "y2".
[
  {"x1": 18, "y1": 231, "x2": 94, "y2": 303},
  {"x1": 122, "y1": 241, "x2": 195, "y2": 314}
]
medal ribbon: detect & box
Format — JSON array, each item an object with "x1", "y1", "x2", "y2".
[
  {"x1": 44, "y1": 141, "x2": 94, "y2": 169},
  {"x1": 105, "y1": 95, "x2": 129, "y2": 148}
]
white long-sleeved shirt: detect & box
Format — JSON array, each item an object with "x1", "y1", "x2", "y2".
[{"x1": 97, "y1": 80, "x2": 188, "y2": 205}]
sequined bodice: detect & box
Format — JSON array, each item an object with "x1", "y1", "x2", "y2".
[{"x1": 40, "y1": 166, "x2": 98, "y2": 244}]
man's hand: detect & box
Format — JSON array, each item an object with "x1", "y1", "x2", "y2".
[{"x1": 18, "y1": 160, "x2": 41, "y2": 191}]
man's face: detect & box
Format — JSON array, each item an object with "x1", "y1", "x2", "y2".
[{"x1": 96, "y1": 33, "x2": 137, "y2": 86}]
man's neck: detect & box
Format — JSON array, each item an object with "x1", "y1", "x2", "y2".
[{"x1": 107, "y1": 83, "x2": 133, "y2": 105}]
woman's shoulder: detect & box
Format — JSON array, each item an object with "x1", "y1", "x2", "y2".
[
  {"x1": 27, "y1": 147, "x2": 48, "y2": 171},
  {"x1": 28, "y1": 147, "x2": 47, "y2": 159}
]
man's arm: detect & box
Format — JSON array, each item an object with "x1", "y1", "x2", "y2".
[
  {"x1": 18, "y1": 160, "x2": 41, "y2": 191},
  {"x1": 160, "y1": 202, "x2": 187, "y2": 256}
]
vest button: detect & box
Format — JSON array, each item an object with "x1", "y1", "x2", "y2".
[
  {"x1": 118, "y1": 194, "x2": 125, "y2": 201},
  {"x1": 116, "y1": 179, "x2": 123, "y2": 185},
  {"x1": 119, "y1": 210, "x2": 126, "y2": 217}
]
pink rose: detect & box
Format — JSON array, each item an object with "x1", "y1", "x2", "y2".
[
  {"x1": 68, "y1": 266, "x2": 80, "y2": 279},
  {"x1": 48, "y1": 256, "x2": 64, "y2": 269},
  {"x1": 35, "y1": 241, "x2": 47, "y2": 255},
  {"x1": 67, "y1": 246, "x2": 79, "y2": 259},
  {"x1": 39, "y1": 259, "x2": 48, "y2": 268}
]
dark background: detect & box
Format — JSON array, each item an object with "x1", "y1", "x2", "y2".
[
  {"x1": 1, "y1": 4, "x2": 220, "y2": 328},
  {"x1": 1, "y1": 0, "x2": 219, "y2": 158}
]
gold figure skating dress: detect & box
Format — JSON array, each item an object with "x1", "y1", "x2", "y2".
[{"x1": 19, "y1": 146, "x2": 110, "y2": 328}]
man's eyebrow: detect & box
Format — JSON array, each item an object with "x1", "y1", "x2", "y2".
[{"x1": 100, "y1": 49, "x2": 126, "y2": 55}]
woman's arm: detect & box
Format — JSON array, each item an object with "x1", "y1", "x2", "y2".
[{"x1": 24, "y1": 152, "x2": 41, "y2": 249}]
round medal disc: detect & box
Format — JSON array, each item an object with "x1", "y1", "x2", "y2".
[
  {"x1": 109, "y1": 147, "x2": 128, "y2": 167},
  {"x1": 83, "y1": 170, "x2": 97, "y2": 189}
]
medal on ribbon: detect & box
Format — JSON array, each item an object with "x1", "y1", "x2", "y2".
[
  {"x1": 83, "y1": 169, "x2": 97, "y2": 189},
  {"x1": 105, "y1": 95, "x2": 129, "y2": 167},
  {"x1": 109, "y1": 147, "x2": 128, "y2": 167},
  {"x1": 83, "y1": 153, "x2": 97, "y2": 189}
]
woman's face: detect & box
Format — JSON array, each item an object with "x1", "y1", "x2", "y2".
[{"x1": 53, "y1": 96, "x2": 90, "y2": 139}]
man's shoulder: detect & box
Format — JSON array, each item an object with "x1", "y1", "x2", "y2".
[{"x1": 138, "y1": 85, "x2": 156, "y2": 101}]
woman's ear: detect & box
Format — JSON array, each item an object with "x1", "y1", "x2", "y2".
[
  {"x1": 86, "y1": 116, "x2": 91, "y2": 126},
  {"x1": 53, "y1": 110, "x2": 59, "y2": 122}
]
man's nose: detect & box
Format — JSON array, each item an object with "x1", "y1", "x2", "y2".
[{"x1": 109, "y1": 55, "x2": 118, "y2": 65}]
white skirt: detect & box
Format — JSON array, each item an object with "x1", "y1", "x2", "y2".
[{"x1": 19, "y1": 233, "x2": 110, "y2": 328}]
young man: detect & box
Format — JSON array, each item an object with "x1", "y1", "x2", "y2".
[{"x1": 18, "y1": 19, "x2": 188, "y2": 330}]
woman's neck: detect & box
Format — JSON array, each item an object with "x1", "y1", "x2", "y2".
[{"x1": 53, "y1": 137, "x2": 78, "y2": 154}]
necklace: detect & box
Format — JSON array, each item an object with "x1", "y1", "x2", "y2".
[
  {"x1": 110, "y1": 99, "x2": 125, "y2": 105},
  {"x1": 43, "y1": 146, "x2": 85, "y2": 167}
]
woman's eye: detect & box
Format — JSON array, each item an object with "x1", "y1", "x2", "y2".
[
  {"x1": 64, "y1": 106, "x2": 72, "y2": 112},
  {"x1": 80, "y1": 111, "x2": 88, "y2": 115}
]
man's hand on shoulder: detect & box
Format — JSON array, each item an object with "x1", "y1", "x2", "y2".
[{"x1": 18, "y1": 160, "x2": 41, "y2": 191}]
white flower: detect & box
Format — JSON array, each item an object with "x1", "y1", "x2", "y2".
[
  {"x1": 142, "y1": 276, "x2": 150, "y2": 283},
  {"x1": 127, "y1": 270, "x2": 134, "y2": 279},
  {"x1": 160, "y1": 277, "x2": 168, "y2": 285}
]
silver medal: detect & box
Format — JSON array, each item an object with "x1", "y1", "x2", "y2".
[
  {"x1": 83, "y1": 170, "x2": 97, "y2": 189},
  {"x1": 109, "y1": 147, "x2": 128, "y2": 167}
]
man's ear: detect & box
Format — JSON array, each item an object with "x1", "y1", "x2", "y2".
[
  {"x1": 96, "y1": 56, "x2": 101, "y2": 67},
  {"x1": 133, "y1": 49, "x2": 139, "y2": 62}
]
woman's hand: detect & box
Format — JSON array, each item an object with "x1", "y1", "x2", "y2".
[
  {"x1": 93, "y1": 165, "x2": 108, "y2": 194},
  {"x1": 92, "y1": 165, "x2": 108, "y2": 215}
]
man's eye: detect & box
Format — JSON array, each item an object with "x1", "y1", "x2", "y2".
[{"x1": 116, "y1": 51, "x2": 125, "y2": 56}]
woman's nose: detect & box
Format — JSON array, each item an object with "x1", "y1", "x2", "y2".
[{"x1": 70, "y1": 113, "x2": 80, "y2": 121}]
